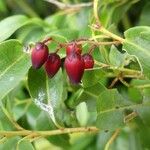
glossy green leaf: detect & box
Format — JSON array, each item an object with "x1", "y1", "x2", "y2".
[
  {"x1": 0, "y1": 15, "x2": 29, "y2": 42},
  {"x1": 0, "y1": 40, "x2": 31, "y2": 100},
  {"x1": 123, "y1": 26, "x2": 150, "y2": 78},
  {"x1": 28, "y1": 67, "x2": 65, "y2": 108}
]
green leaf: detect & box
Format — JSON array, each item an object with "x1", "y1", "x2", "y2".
[
  {"x1": 66, "y1": 88, "x2": 84, "y2": 109},
  {"x1": 123, "y1": 26, "x2": 150, "y2": 78},
  {"x1": 28, "y1": 67, "x2": 65, "y2": 108},
  {"x1": 36, "y1": 112, "x2": 70, "y2": 149},
  {"x1": 66, "y1": 83, "x2": 106, "y2": 109},
  {"x1": 137, "y1": 106, "x2": 150, "y2": 126},
  {"x1": 0, "y1": 107, "x2": 15, "y2": 130},
  {"x1": 96, "y1": 131, "x2": 114, "y2": 150},
  {"x1": 69, "y1": 134, "x2": 95, "y2": 150},
  {"x1": 0, "y1": 15, "x2": 29, "y2": 42},
  {"x1": 109, "y1": 45, "x2": 124, "y2": 67},
  {"x1": 109, "y1": 45, "x2": 134, "y2": 67},
  {"x1": 0, "y1": 40, "x2": 31, "y2": 100},
  {"x1": 96, "y1": 88, "x2": 150, "y2": 130},
  {"x1": 17, "y1": 140, "x2": 34, "y2": 150},
  {"x1": 76, "y1": 102, "x2": 89, "y2": 126},
  {"x1": 28, "y1": 68, "x2": 47, "y2": 103},
  {"x1": 17, "y1": 26, "x2": 45, "y2": 44},
  {"x1": 96, "y1": 89, "x2": 132, "y2": 130},
  {"x1": 0, "y1": 137, "x2": 20, "y2": 150},
  {"x1": 128, "y1": 87, "x2": 142, "y2": 103},
  {"x1": 82, "y1": 69, "x2": 106, "y2": 87},
  {"x1": 139, "y1": 2, "x2": 150, "y2": 26},
  {"x1": 47, "y1": 29, "x2": 79, "y2": 41},
  {"x1": 100, "y1": 0, "x2": 138, "y2": 27}
]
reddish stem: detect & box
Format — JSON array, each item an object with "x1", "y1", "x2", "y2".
[
  {"x1": 55, "y1": 43, "x2": 66, "y2": 53},
  {"x1": 88, "y1": 45, "x2": 97, "y2": 54},
  {"x1": 42, "y1": 37, "x2": 53, "y2": 44}
]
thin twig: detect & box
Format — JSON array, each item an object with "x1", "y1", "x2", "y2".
[
  {"x1": 119, "y1": 77, "x2": 130, "y2": 87},
  {"x1": 2, "y1": 107, "x2": 24, "y2": 131},
  {"x1": 94, "y1": 60, "x2": 144, "y2": 79},
  {"x1": 88, "y1": 44, "x2": 97, "y2": 54},
  {"x1": 124, "y1": 111, "x2": 138, "y2": 123},
  {"x1": 108, "y1": 77, "x2": 119, "y2": 89},
  {"x1": 104, "y1": 129, "x2": 120, "y2": 150},
  {"x1": 0, "y1": 127, "x2": 99, "y2": 137},
  {"x1": 90, "y1": 25, "x2": 125, "y2": 43},
  {"x1": 0, "y1": 136, "x2": 7, "y2": 144},
  {"x1": 77, "y1": 40, "x2": 121, "y2": 46},
  {"x1": 44, "y1": 0, "x2": 93, "y2": 9},
  {"x1": 93, "y1": 0, "x2": 101, "y2": 25},
  {"x1": 92, "y1": 0, "x2": 125, "y2": 43},
  {"x1": 135, "y1": 84, "x2": 150, "y2": 89}
]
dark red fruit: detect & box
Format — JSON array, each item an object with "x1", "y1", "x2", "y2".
[
  {"x1": 82, "y1": 53, "x2": 94, "y2": 69},
  {"x1": 66, "y1": 43, "x2": 82, "y2": 55},
  {"x1": 31, "y1": 42, "x2": 49, "y2": 69},
  {"x1": 65, "y1": 53, "x2": 84, "y2": 84},
  {"x1": 45, "y1": 53, "x2": 61, "y2": 78}
]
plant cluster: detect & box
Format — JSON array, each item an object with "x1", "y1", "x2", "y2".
[{"x1": 31, "y1": 38, "x2": 94, "y2": 84}]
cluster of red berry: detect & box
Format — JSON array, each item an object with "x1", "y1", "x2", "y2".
[{"x1": 31, "y1": 39, "x2": 94, "y2": 84}]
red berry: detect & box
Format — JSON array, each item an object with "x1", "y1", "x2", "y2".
[
  {"x1": 82, "y1": 53, "x2": 94, "y2": 69},
  {"x1": 65, "y1": 53, "x2": 84, "y2": 84},
  {"x1": 44, "y1": 53, "x2": 61, "y2": 78},
  {"x1": 31, "y1": 42, "x2": 49, "y2": 69},
  {"x1": 66, "y1": 43, "x2": 82, "y2": 55}
]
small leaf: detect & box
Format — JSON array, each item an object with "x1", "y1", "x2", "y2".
[
  {"x1": 66, "y1": 88, "x2": 84, "y2": 109},
  {"x1": 109, "y1": 45, "x2": 134, "y2": 67},
  {"x1": 76, "y1": 102, "x2": 89, "y2": 126},
  {"x1": 123, "y1": 26, "x2": 150, "y2": 78},
  {"x1": 0, "y1": 40, "x2": 31, "y2": 100},
  {"x1": 109, "y1": 45, "x2": 124, "y2": 67}
]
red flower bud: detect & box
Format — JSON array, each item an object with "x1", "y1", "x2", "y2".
[
  {"x1": 82, "y1": 53, "x2": 94, "y2": 69},
  {"x1": 44, "y1": 53, "x2": 61, "y2": 78},
  {"x1": 66, "y1": 43, "x2": 82, "y2": 55},
  {"x1": 31, "y1": 42, "x2": 49, "y2": 69},
  {"x1": 65, "y1": 53, "x2": 84, "y2": 84}
]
